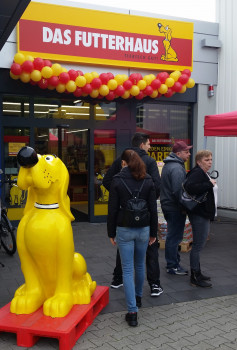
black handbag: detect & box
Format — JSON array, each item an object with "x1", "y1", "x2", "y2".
[
  {"x1": 118, "y1": 178, "x2": 150, "y2": 227},
  {"x1": 180, "y1": 179, "x2": 208, "y2": 211}
]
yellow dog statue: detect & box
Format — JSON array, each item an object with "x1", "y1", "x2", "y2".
[{"x1": 10, "y1": 146, "x2": 96, "y2": 318}]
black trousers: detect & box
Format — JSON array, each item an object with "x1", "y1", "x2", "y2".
[{"x1": 113, "y1": 239, "x2": 160, "y2": 286}]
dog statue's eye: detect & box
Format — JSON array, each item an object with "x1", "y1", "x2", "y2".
[{"x1": 45, "y1": 155, "x2": 54, "y2": 162}]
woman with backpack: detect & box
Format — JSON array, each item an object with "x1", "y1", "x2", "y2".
[{"x1": 107, "y1": 149, "x2": 158, "y2": 327}]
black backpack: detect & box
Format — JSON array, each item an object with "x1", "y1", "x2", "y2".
[{"x1": 118, "y1": 178, "x2": 150, "y2": 228}]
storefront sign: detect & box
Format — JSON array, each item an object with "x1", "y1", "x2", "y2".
[
  {"x1": 9, "y1": 142, "x2": 26, "y2": 156},
  {"x1": 18, "y1": 2, "x2": 193, "y2": 71}
]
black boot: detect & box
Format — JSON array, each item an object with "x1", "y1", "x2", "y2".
[
  {"x1": 190, "y1": 269, "x2": 212, "y2": 288},
  {"x1": 199, "y1": 264, "x2": 211, "y2": 281},
  {"x1": 125, "y1": 312, "x2": 138, "y2": 327}
]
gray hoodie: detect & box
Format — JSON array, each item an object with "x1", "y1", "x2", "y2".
[{"x1": 160, "y1": 152, "x2": 187, "y2": 212}]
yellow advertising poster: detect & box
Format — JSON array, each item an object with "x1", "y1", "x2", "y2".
[
  {"x1": 9, "y1": 143, "x2": 25, "y2": 156},
  {"x1": 18, "y1": 2, "x2": 193, "y2": 71}
]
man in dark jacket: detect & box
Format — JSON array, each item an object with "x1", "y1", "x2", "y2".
[
  {"x1": 160, "y1": 140, "x2": 192, "y2": 275},
  {"x1": 103, "y1": 132, "x2": 163, "y2": 297}
]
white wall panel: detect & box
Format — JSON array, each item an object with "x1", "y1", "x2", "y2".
[{"x1": 215, "y1": 0, "x2": 237, "y2": 210}]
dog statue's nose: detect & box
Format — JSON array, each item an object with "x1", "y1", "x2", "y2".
[{"x1": 17, "y1": 146, "x2": 39, "y2": 168}]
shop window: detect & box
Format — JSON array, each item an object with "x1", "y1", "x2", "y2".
[
  {"x1": 34, "y1": 97, "x2": 90, "y2": 119},
  {"x1": 2, "y1": 128, "x2": 30, "y2": 220},
  {"x1": 94, "y1": 130, "x2": 116, "y2": 216},
  {"x1": 35, "y1": 127, "x2": 58, "y2": 155},
  {"x1": 136, "y1": 103, "x2": 192, "y2": 170},
  {"x1": 94, "y1": 102, "x2": 116, "y2": 121},
  {"x1": 2, "y1": 95, "x2": 29, "y2": 117}
]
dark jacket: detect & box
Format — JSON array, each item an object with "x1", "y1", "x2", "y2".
[
  {"x1": 107, "y1": 166, "x2": 158, "y2": 238},
  {"x1": 160, "y1": 152, "x2": 187, "y2": 212},
  {"x1": 102, "y1": 147, "x2": 161, "y2": 199},
  {"x1": 184, "y1": 165, "x2": 215, "y2": 220}
]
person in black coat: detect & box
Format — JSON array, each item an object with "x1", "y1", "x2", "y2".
[
  {"x1": 107, "y1": 149, "x2": 157, "y2": 326},
  {"x1": 184, "y1": 150, "x2": 217, "y2": 288},
  {"x1": 103, "y1": 132, "x2": 163, "y2": 297}
]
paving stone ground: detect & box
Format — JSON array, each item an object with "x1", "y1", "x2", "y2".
[{"x1": 0, "y1": 217, "x2": 237, "y2": 349}]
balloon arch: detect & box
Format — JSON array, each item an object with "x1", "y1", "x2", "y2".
[{"x1": 10, "y1": 52, "x2": 195, "y2": 101}]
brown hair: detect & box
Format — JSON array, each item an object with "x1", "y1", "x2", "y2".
[
  {"x1": 195, "y1": 150, "x2": 212, "y2": 164},
  {"x1": 121, "y1": 149, "x2": 146, "y2": 180}
]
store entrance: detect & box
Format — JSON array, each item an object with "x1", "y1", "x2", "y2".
[{"x1": 35, "y1": 127, "x2": 89, "y2": 221}]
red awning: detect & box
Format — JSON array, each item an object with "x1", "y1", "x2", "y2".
[{"x1": 204, "y1": 111, "x2": 237, "y2": 136}]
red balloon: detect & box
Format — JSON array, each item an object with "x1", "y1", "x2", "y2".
[
  {"x1": 182, "y1": 69, "x2": 191, "y2": 77},
  {"x1": 115, "y1": 85, "x2": 125, "y2": 96},
  {"x1": 178, "y1": 74, "x2": 189, "y2": 85},
  {"x1": 107, "y1": 72, "x2": 114, "y2": 80},
  {"x1": 99, "y1": 73, "x2": 109, "y2": 84},
  {"x1": 91, "y1": 78, "x2": 102, "y2": 89},
  {"x1": 38, "y1": 78, "x2": 48, "y2": 89},
  {"x1": 151, "y1": 79, "x2": 161, "y2": 90},
  {"x1": 33, "y1": 57, "x2": 45, "y2": 71},
  {"x1": 77, "y1": 70, "x2": 84, "y2": 76},
  {"x1": 44, "y1": 59, "x2": 52, "y2": 67},
  {"x1": 11, "y1": 63, "x2": 22, "y2": 75},
  {"x1": 48, "y1": 76, "x2": 59, "y2": 87},
  {"x1": 82, "y1": 83, "x2": 92, "y2": 94},
  {"x1": 135, "y1": 91, "x2": 145, "y2": 100},
  {"x1": 165, "y1": 88, "x2": 174, "y2": 98},
  {"x1": 172, "y1": 82, "x2": 182, "y2": 92},
  {"x1": 97, "y1": 94, "x2": 104, "y2": 99},
  {"x1": 106, "y1": 91, "x2": 115, "y2": 101},
  {"x1": 68, "y1": 69, "x2": 79, "y2": 81},
  {"x1": 59, "y1": 72, "x2": 70, "y2": 84},
  {"x1": 21, "y1": 60, "x2": 34, "y2": 73},
  {"x1": 73, "y1": 87, "x2": 83, "y2": 97},
  {"x1": 123, "y1": 80, "x2": 133, "y2": 90},
  {"x1": 129, "y1": 73, "x2": 141, "y2": 84},
  {"x1": 157, "y1": 72, "x2": 169, "y2": 83},
  {"x1": 144, "y1": 85, "x2": 154, "y2": 96},
  {"x1": 30, "y1": 80, "x2": 37, "y2": 86}
]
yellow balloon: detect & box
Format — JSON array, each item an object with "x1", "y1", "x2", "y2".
[
  {"x1": 165, "y1": 77, "x2": 175, "y2": 87},
  {"x1": 143, "y1": 75, "x2": 152, "y2": 85},
  {"x1": 90, "y1": 89, "x2": 99, "y2": 98},
  {"x1": 149, "y1": 74, "x2": 156, "y2": 81},
  {"x1": 56, "y1": 83, "x2": 66, "y2": 93},
  {"x1": 20, "y1": 72, "x2": 31, "y2": 83},
  {"x1": 108, "y1": 79, "x2": 118, "y2": 90},
  {"x1": 158, "y1": 84, "x2": 168, "y2": 94},
  {"x1": 41, "y1": 66, "x2": 53, "y2": 79},
  {"x1": 66, "y1": 80, "x2": 77, "y2": 92},
  {"x1": 151, "y1": 90, "x2": 158, "y2": 98},
  {"x1": 61, "y1": 67, "x2": 68, "y2": 73},
  {"x1": 31, "y1": 70, "x2": 42, "y2": 82},
  {"x1": 51, "y1": 63, "x2": 62, "y2": 76},
  {"x1": 130, "y1": 85, "x2": 140, "y2": 96},
  {"x1": 137, "y1": 79, "x2": 147, "y2": 90},
  {"x1": 14, "y1": 53, "x2": 25, "y2": 65},
  {"x1": 91, "y1": 71, "x2": 99, "y2": 78},
  {"x1": 179, "y1": 85, "x2": 187, "y2": 93},
  {"x1": 122, "y1": 74, "x2": 129, "y2": 82},
  {"x1": 115, "y1": 74, "x2": 124, "y2": 85},
  {"x1": 186, "y1": 78, "x2": 195, "y2": 88},
  {"x1": 84, "y1": 72, "x2": 93, "y2": 83},
  {"x1": 75, "y1": 75, "x2": 87, "y2": 87},
  {"x1": 99, "y1": 85, "x2": 109, "y2": 96},
  {"x1": 122, "y1": 91, "x2": 130, "y2": 99},
  {"x1": 10, "y1": 71, "x2": 19, "y2": 80},
  {"x1": 169, "y1": 71, "x2": 181, "y2": 82},
  {"x1": 25, "y1": 55, "x2": 34, "y2": 62}
]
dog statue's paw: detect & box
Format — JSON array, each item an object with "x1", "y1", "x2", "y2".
[
  {"x1": 10, "y1": 292, "x2": 45, "y2": 314},
  {"x1": 72, "y1": 273, "x2": 97, "y2": 304},
  {"x1": 43, "y1": 293, "x2": 73, "y2": 318}
]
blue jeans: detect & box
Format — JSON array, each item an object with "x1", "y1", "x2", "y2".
[
  {"x1": 188, "y1": 213, "x2": 210, "y2": 271},
  {"x1": 164, "y1": 211, "x2": 186, "y2": 269},
  {"x1": 116, "y1": 226, "x2": 149, "y2": 313}
]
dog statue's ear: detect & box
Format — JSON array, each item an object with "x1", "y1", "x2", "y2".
[{"x1": 58, "y1": 161, "x2": 75, "y2": 221}]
